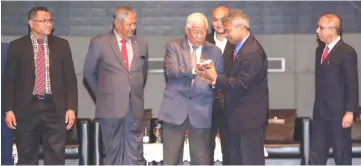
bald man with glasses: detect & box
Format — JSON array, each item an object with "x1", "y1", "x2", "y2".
[{"x1": 309, "y1": 13, "x2": 359, "y2": 165}]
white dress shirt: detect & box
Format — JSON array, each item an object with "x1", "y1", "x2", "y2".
[
  {"x1": 189, "y1": 41, "x2": 203, "y2": 74},
  {"x1": 213, "y1": 32, "x2": 228, "y2": 54},
  {"x1": 114, "y1": 30, "x2": 134, "y2": 69}
]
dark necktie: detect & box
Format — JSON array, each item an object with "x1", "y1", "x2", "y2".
[{"x1": 191, "y1": 46, "x2": 199, "y2": 67}]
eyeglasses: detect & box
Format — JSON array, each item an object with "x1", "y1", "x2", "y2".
[
  {"x1": 188, "y1": 28, "x2": 207, "y2": 36},
  {"x1": 317, "y1": 25, "x2": 337, "y2": 31},
  {"x1": 32, "y1": 18, "x2": 54, "y2": 24}
]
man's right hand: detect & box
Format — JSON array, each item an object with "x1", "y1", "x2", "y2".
[{"x1": 5, "y1": 111, "x2": 16, "y2": 129}]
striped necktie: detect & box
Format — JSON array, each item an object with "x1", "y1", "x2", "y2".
[{"x1": 34, "y1": 40, "x2": 46, "y2": 94}]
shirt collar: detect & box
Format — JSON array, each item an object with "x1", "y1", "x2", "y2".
[
  {"x1": 114, "y1": 29, "x2": 131, "y2": 43},
  {"x1": 188, "y1": 40, "x2": 202, "y2": 51},
  {"x1": 30, "y1": 33, "x2": 48, "y2": 43},
  {"x1": 327, "y1": 36, "x2": 341, "y2": 50},
  {"x1": 234, "y1": 32, "x2": 250, "y2": 53}
]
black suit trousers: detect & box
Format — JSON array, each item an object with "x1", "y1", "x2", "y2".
[
  {"x1": 15, "y1": 97, "x2": 67, "y2": 165},
  {"x1": 309, "y1": 112, "x2": 352, "y2": 165},
  {"x1": 210, "y1": 98, "x2": 230, "y2": 165}
]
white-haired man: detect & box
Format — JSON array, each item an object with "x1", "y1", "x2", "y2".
[{"x1": 158, "y1": 12, "x2": 223, "y2": 165}]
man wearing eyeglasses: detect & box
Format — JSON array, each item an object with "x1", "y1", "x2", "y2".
[
  {"x1": 158, "y1": 12, "x2": 223, "y2": 165},
  {"x1": 309, "y1": 13, "x2": 359, "y2": 165},
  {"x1": 3, "y1": 6, "x2": 77, "y2": 165}
]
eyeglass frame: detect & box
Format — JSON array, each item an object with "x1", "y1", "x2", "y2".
[
  {"x1": 31, "y1": 18, "x2": 54, "y2": 24},
  {"x1": 187, "y1": 28, "x2": 207, "y2": 36}
]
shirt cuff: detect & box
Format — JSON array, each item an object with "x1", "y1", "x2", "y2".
[{"x1": 212, "y1": 75, "x2": 217, "y2": 87}]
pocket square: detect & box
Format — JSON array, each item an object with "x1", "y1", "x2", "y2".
[
  {"x1": 140, "y1": 56, "x2": 146, "y2": 59},
  {"x1": 328, "y1": 60, "x2": 336, "y2": 64}
]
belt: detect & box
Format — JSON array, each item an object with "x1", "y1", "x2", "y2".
[{"x1": 32, "y1": 94, "x2": 53, "y2": 100}]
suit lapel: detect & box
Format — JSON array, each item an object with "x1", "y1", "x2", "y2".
[
  {"x1": 207, "y1": 33, "x2": 215, "y2": 44},
  {"x1": 108, "y1": 32, "x2": 128, "y2": 72},
  {"x1": 320, "y1": 39, "x2": 343, "y2": 65},
  {"x1": 200, "y1": 43, "x2": 209, "y2": 60},
  {"x1": 181, "y1": 37, "x2": 192, "y2": 69},
  {"x1": 130, "y1": 37, "x2": 139, "y2": 72},
  {"x1": 229, "y1": 34, "x2": 252, "y2": 74},
  {"x1": 24, "y1": 36, "x2": 36, "y2": 76},
  {"x1": 224, "y1": 41, "x2": 233, "y2": 75},
  {"x1": 326, "y1": 39, "x2": 343, "y2": 61},
  {"x1": 48, "y1": 36, "x2": 55, "y2": 72}
]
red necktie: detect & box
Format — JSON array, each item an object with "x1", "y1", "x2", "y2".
[
  {"x1": 121, "y1": 39, "x2": 129, "y2": 69},
  {"x1": 232, "y1": 50, "x2": 237, "y2": 60},
  {"x1": 35, "y1": 40, "x2": 46, "y2": 94},
  {"x1": 321, "y1": 46, "x2": 329, "y2": 64}
]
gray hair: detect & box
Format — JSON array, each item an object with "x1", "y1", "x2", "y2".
[
  {"x1": 223, "y1": 10, "x2": 250, "y2": 29},
  {"x1": 185, "y1": 12, "x2": 208, "y2": 29},
  {"x1": 113, "y1": 6, "x2": 136, "y2": 22}
]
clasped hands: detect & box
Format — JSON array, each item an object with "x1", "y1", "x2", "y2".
[{"x1": 195, "y1": 59, "x2": 217, "y2": 85}]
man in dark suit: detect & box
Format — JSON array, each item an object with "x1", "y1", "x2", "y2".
[
  {"x1": 158, "y1": 12, "x2": 223, "y2": 165},
  {"x1": 3, "y1": 6, "x2": 77, "y2": 165},
  {"x1": 1, "y1": 42, "x2": 14, "y2": 165},
  {"x1": 83, "y1": 6, "x2": 148, "y2": 165},
  {"x1": 309, "y1": 13, "x2": 359, "y2": 165},
  {"x1": 205, "y1": 5, "x2": 233, "y2": 165},
  {"x1": 197, "y1": 10, "x2": 269, "y2": 165}
]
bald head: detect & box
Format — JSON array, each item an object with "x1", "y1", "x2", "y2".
[
  {"x1": 320, "y1": 13, "x2": 341, "y2": 30},
  {"x1": 316, "y1": 13, "x2": 342, "y2": 44},
  {"x1": 213, "y1": 5, "x2": 229, "y2": 17},
  {"x1": 212, "y1": 5, "x2": 229, "y2": 34}
]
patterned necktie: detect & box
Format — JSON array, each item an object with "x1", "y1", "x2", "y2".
[
  {"x1": 233, "y1": 49, "x2": 237, "y2": 60},
  {"x1": 321, "y1": 46, "x2": 329, "y2": 64},
  {"x1": 35, "y1": 40, "x2": 46, "y2": 95},
  {"x1": 121, "y1": 39, "x2": 129, "y2": 69},
  {"x1": 191, "y1": 46, "x2": 199, "y2": 67}
]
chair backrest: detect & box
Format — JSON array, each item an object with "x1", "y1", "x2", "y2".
[
  {"x1": 265, "y1": 109, "x2": 297, "y2": 143},
  {"x1": 66, "y1": 123, "x2": 79, "y2": 145},
  {"x1": 352, "y1": 118, "x2": 361, "y2": 142}
]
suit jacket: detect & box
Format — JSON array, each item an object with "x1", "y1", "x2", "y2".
[
  {"x1": 83, "y1": 31, "x2": 149, "y2": 120},
  {"x1": 215, "y1": 33, "x2": 269, "y2": 133},
  {"x1": 158, "y1": 37, "x2": 223, "y2": 128},
  {"x1": 313, "y1": 39, "x2": 359, "y2": 120},
  {"x1": 206, "y1": 32, "x2": 233, "y2": 75},
  {"x1": 1, "y1": 42, "x2": 9, "y2": 76},
  {"x1": 2, "y1": 42, "x2": 9, "y2": 112},
  {"x1": 2, "y1": 35, "x2": 78, "y2": 119}
]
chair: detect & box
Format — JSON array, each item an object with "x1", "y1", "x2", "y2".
[
  {"x1": 38, "y1": 118, "x2": 91, "y2": 165},
  {"x1": 264, "y1": 109, "x2": 311, "y2": 165}
]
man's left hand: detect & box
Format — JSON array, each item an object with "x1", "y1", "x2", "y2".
[
  {"x1": 342, "y1": 112, "x2": 353, "y2": 128},
  {"x1": 196, "y1": 62, "x2": 217, "y2": 83},
  {"x1": 65, "y1": 110, "x2": 76, "y2": 130}
]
